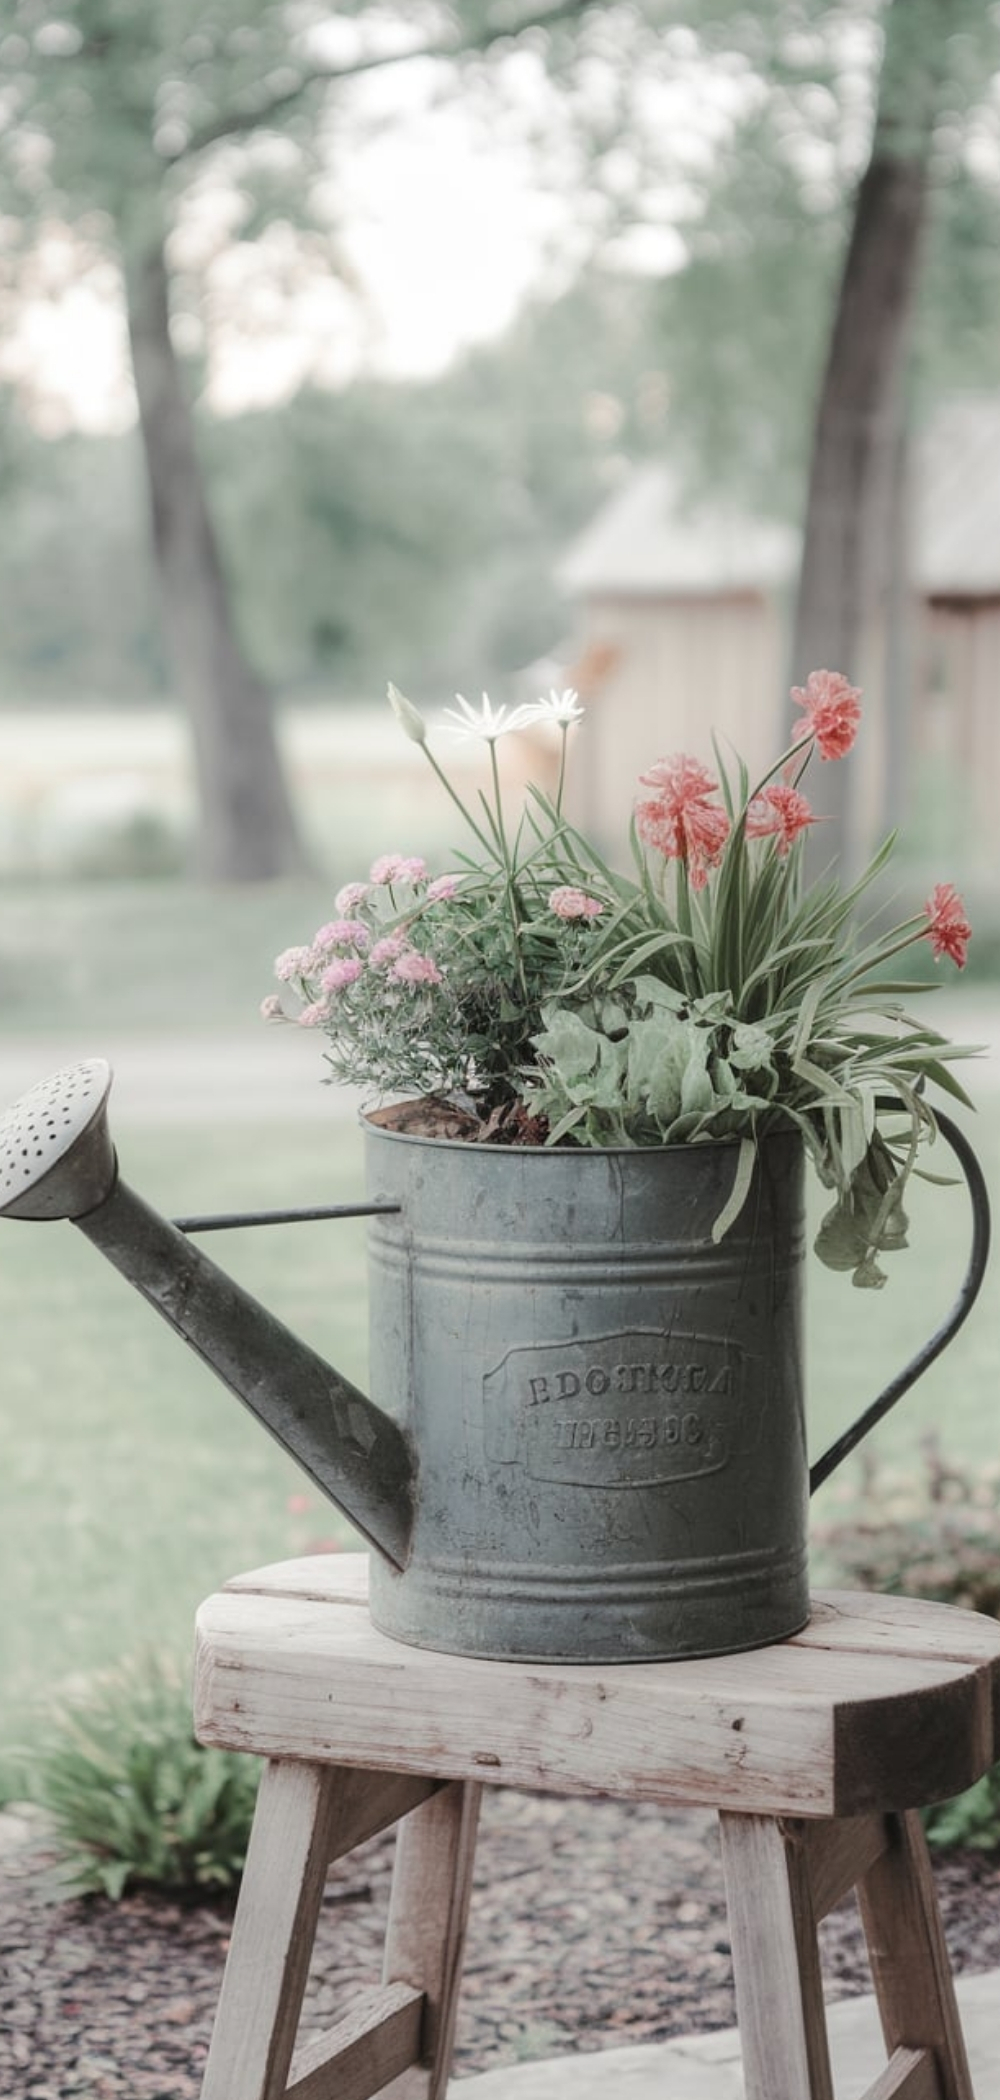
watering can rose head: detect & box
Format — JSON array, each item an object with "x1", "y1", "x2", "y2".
[{"x1": 266, "y1": 673, "x2": 978, "y2": 1291}]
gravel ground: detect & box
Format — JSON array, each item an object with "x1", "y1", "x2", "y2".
[{"x1": 2, "y1": 1793, "x2": 1000, "y2": 2099}]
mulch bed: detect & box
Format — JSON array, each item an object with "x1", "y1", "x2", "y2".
[{"x1": 2, "y1": 1793, "x2": 1000, "y2": 2099}]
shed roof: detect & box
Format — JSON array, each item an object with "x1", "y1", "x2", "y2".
[
  {"x1": 559, "y1": 398, "x2": 1000, "y2": 601},
  {"x1": 558, "y1": 463, "x2": 798, "y2": 597}
]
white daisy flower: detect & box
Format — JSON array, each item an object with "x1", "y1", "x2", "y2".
[
  {"x1": 528, "y1": 687, "x2": 585, "y2": 727},
  {"x1": 441, "y1": 692, "x2": 537, "y2": 743}
]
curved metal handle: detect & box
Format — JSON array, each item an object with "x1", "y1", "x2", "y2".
[{"x1": 809, "y1": 1105, "x2": 992, "y2": 1494}]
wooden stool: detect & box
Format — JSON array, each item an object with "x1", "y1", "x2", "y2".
[{"x1": 193, "y1": 1556, "x2": 1000, "y2": 2100}]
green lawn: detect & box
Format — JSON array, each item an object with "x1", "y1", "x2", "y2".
[
  {"x1": 1, "y1": 1087, "x2": 996, "y2": 1788},
  {"x1": 0, "y1": 1118, "x2": 369, "y2": 1788},
  {"x1": 1, "y1": 877, "x2": 346, "y2": 1033}
]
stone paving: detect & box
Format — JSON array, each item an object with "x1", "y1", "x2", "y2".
[{"x1": 453, "y1": 1973, "x2": 1000, "y2": 2099}]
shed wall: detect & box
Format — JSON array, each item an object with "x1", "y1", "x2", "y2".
[{"x1": 566, "y1": 591, "x2": 786, "y2": 853}]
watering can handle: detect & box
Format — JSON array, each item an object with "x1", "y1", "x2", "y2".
[{"x1": 809, "y1": 1105, "x2": 991, "y2": 1495}]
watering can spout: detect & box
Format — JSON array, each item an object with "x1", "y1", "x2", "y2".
[{"x1": 0, "y1": 1061, "x2": 415, "y2": 1570}]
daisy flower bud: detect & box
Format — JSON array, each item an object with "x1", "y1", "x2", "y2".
[{"x1": 388, "y1": 682, "x2": 428, "y2": 745}]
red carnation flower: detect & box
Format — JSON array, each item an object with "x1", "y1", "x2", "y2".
[
  {"x1": 791, "y1": 670, "x2": 862, "y2": 760},
  {"x1": 925, "y1": 882, "x2": 971, "y2": 969},
  {"x1": 636, "y1": 755, "x2": 730, "y2": 890},
  {"x1": 745, "y1": 783, "x2": 817, "y2": 856}
]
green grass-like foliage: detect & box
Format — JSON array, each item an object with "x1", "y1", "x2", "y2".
[
  {"x1": 27, "y1": 1652, "x2": 259, "y2": 1900},
  {"x1": 817, "y1": 1440, "x2": 1000, "y2": 1852}
]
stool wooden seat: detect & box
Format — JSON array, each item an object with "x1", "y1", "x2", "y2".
[{"x1": 193, "y1": 1556, "x2": 1000, "y2": 2100}]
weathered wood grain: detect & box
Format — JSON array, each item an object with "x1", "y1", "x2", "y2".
[
  {"x1": 783, "y1": 1813, "x2": 889, "y2": 1922},
  {"x1": 380, "y1": 1781, "x2": 483, "y2": 2100},
  {"x1": 199, "y1": 1762, "x2": 422, "y2": 2100},
  {"x1": 194, "y1": 1560, "x2": 1000, "y2": 1819},
  {"x1": 719, "y1": 1812, "x2": 835, "y2": 2100},
  {"x1": 284, "y1": 1983, "x2": 423, "y2": 2100},
  {"x1": 862, "y1": 2046, "x2": 943, "y2": 2099},
  {"x1": 194, "y1": 1560, "x2": 987, "y2": 2100},
  {"x1": 857, "y1": 1811, "x2": 975, "y2": 2100}
]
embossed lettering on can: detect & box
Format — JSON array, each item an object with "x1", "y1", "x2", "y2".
[{"x1": 484, "y1": 1329, "x2": 759, "y2": 1486}]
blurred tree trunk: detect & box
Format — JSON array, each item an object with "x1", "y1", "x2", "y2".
[
  {"x1": 790, "y1": 0, "x2": 955, "y2": 873},
  {"x1": 123, "y1": 231, "x2": 310, "y2": 882}
]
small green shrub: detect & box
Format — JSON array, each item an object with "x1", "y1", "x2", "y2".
[
  {"x1": 815, "y1": 1438, "x2": 1000, "y2": 1617},
  {"x1": 817, "y1": 1438, "x2": 1000, "y2": 1851},
  {"x1": 26, "y1": 1651, "x2": 259, "y2": 1899},
  {"x1": 923, "y1": 1770, "x2": 1000, "y2": 1852}
]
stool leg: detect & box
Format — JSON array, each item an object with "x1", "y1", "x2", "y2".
[
  {"x1": 200, "y1": 1760, "x2": 434, "y2": 2100},
  {"x1": 856, "y1": 1810, "x2": 975, "y2": 2100},
  {"x1": 380, "y1": 1780, "x2": 483, "y2": 2100},
  {"x1": 719, "y1": 1811, "x2": 836, "y2": 2100},
  {"x1": 200, "y1": 1758, "x2": 343, "y2": 2100}
]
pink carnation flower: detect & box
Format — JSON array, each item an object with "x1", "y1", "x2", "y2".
[
  {"x1": 274, "y1": 945, "x2": 313, "y2": 982},
  {"x1": 321, "y1": 957, "x2": 364, "y2": 992},
  {"x1": 369, "y1": 933, "x2": 408, "y2": 967},
  {"x1": 635, "y1": 755, "x2": 730, "y2": 890},
  {"x1": 313, "y1": 919, "x2": 370, "y2": 952},
  {"x1": 548, "y1": 886, "x2": 603, "y2": 920},
  {"x1": 335, "y1": 881, "x2": 370, "y2": 912},
  {"x1": 390, "y1": 951, "x2": 443, "y2": 986},
  {"x1": 745, "y1": 783, "x2": 817, "y2": 856},
  {"x1": 924, "y1": 882, "x2": 971, "y2": 969},
  {"x1": 297, "y1": 1000, "x2": 332, "y2": 1028},
  {"x1": 426, "y1": 874, "x2": 459, "y2": 902},
  {"x1": 791, "y1": 670, "x2": 862, "y2": 760}
]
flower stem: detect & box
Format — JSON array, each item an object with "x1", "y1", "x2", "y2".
[
  {"x1": 674, "y1": 859, "x2": 699, "y2": 999},
  {"x1": 841, "y1": 914, "x2": 927, "y2": 986},
  {"x1": 554, "y1": 724, "x2": 569, "y2": 816},
  {"x1": 419, "y1": 742, "x2": 498, "y2": 861},
  {"x1": 746, "y1": 733, "x2": 814, "y2": 803},
  {"x1": 489, "y1": 739, "x2": 530, "y2": 1003}
]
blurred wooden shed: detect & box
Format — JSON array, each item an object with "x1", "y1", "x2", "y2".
[{"x1": 556, "y1": 396, "x2": 1000, "y2": 875}]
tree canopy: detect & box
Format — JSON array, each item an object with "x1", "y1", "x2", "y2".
[{"x1": 1, "y1": 0, "x2": 1000, "y2": 872}]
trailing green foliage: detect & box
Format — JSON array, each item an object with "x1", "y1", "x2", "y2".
[{"x1": 26, "y1": 1653, "x2": 259, "y2": 1900}]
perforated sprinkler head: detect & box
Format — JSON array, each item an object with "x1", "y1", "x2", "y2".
[{"x1": 0, "y1": 1060, "x2": 116, "y2": 1220}]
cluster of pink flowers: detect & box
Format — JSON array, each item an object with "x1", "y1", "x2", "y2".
[
  {"x1": 391, "y1": 951, "x2": 443, "y2": 985},
  {"x1": 265, "y1": 850, "x2": 455, "y2": 1028},
  {"x1": 548, "y1": 887, "x2": 603, "y2": 921},
  {"x1": 314, "y1": 918, "x2": 370, "y2": 953},
  {"x1": 321, "y1": 956, "x2": 364, "y2": 992},
  {"x1": 369, "y1": 854, "x2": 428, "y2": 886}
]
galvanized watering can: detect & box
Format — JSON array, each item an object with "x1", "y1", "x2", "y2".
[{"x1": 0, "y1": 1059, "x2": 990, "y2": 1663}]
